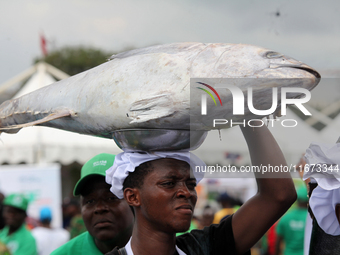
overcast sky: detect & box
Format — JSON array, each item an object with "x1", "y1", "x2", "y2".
[{"x1": 1, "y1": 0, "x2": 339, "y2": 85}]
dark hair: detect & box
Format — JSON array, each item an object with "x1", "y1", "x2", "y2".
[
  {"x1": 41, "y1": 218, "x2": 51, "y2": 225},
  {"x1": 123, "y1": 161, "x2": 154, "y2": 190}
]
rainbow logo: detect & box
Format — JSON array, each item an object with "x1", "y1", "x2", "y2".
[{"x1": 196, "y1": 82, "x2": 223, "y2": 106}]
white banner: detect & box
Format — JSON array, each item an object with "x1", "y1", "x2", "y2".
[{"x1": 0, "y1": 164, "x2": 62, "y2": 228}]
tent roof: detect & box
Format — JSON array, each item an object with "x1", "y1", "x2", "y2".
[
  {"x1": 0, "y1": 62, "x2": 70, "y2": 104},
  {"x1": 0, "y1": 127, "x2": 122, "y2": 165},
  {"x1": 0, "y1": 62, "x2": 122, "y2": 165}
]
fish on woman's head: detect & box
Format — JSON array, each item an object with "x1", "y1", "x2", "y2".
[{"x1": 0, "y1": 43, "x2": 320, "y2": 138}]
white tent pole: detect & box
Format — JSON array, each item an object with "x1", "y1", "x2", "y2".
[{"x1": 44, "y1": 62, "x2": 70, "y2": 80}]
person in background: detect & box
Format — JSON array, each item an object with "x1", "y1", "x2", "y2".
[
  {"x1": 0, "y1": 193, "x2": 5, "y2": 230},
  {"x1": 275, "y1": 185, "x2": 308, "y2": 255},
  {"x1": 32, "y1": 206, "x2": 70, "y2": 255},
  {"x1": 62, "y1": 198, "x2": 76, "y2": 229},
  {"x1": 67, "y1": 199, "x2": 87, "y2": 239},
  {"x1": 197, "y1": 205, "x2": 215, "y2": 230},
  {"x1": 0, "y1": 193, "x2": 10, "y2": 255},
  {"x1": 260, "y1": 221, "x2": 278, "y2": 255},
  {"x1": 177, "y1": 205, "x2": 214, "y2": 236},
  {"x1": 296, "y1": 155, "x2": 312, "y2": 255},
  {"x1": 51, "y1": 153, "x2": 134, "y2": 255},
  {"x1": 0, "y1": 193, "x2": 37, "y2": 255},
  {"x1": 212, "y1": 192, "x2": 240, "y2": 224}
]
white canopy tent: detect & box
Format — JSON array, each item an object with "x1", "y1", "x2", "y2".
[{"x1": 0, "y1": 62, "x2": 122, "y2": 165}]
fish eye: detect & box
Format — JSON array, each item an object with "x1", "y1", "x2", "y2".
[{"x1": 266, "y1": 51, "x2": 283, "y2": 59}]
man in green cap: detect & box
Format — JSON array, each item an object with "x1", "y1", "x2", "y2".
[
  {"x1": 0, "y1": 193, "x2": 37, "y2": 255},
  {"x1": 275, "y1": 185, "x2": 308, "y2": 255},
  {"x1": 51, "y1": 153, "x2": 134, "y2": 255}
]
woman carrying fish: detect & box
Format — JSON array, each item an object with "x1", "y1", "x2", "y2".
[
  {"x1": 0, "y1": 42, "x2": 320, "y2": 254},
  {"x1": 105, "y1": 123, "x2": 297, "y2": 255}
]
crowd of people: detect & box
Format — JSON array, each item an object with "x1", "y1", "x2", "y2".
[{"x1": 0, "y1": 125, "x2": 325, "y2": 255}]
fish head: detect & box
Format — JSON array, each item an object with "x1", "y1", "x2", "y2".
[
  {"x1": 208, "y1": 43, "x2": 321, "y2": 90},
  {"x1": 191, "y1": 43, "x2": 322, "y2": 129},
  {"x1": 254, "y1": 45, "x2": 320, "y2": 87}
]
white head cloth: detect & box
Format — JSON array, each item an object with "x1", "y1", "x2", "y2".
[
  {"x1": 106, "y1": 151, "x2": 206, "y2": 199},
  {"x1": 303, "y1": 142, "x2": 340, "y2": 236},
  {"x1": 309, "y1": 186, "x2": 340, "y2": 236},
  {"x1": 303, "y1": 142, "x2": 340, "y2": 190}
]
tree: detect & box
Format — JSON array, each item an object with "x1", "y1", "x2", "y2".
[{"x1": 34, "y1": 46, "x2": 115, "y2": 76}]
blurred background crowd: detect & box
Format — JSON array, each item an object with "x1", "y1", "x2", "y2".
[{"x1": 0, "y1": 171, "x2": 309, "y2": 255}]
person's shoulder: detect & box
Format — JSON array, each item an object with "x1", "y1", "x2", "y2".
[
  {"x1": 176, "y1": 216, "x2": 235, "y2": 254},
  {"x1": 11, "y1": 226, "x2": 37, "y2": 254},
  {"x1": 0, "y1": 227, "x2": 6, "y2": 237},
  {"x1": 31, "y1": 226, "x2": 50, "y2": 235},
  {"x1": 176, "y1": 229, "x2": 206, "y2": 254},
  {"x1": 20, "y1": 225, "x2": 36, "y2": 241},
  {"x1": 54, "y1": 228, "x2": 70, "y2": 236},
  {"x1": 52, "y1": 228, "x2": 71, "y2": 243},
  {"x1": 51, "y1": 231, "x2": 88, "y2": 255}
]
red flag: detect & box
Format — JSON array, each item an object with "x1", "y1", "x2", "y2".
[{"x1": 40, "y1": 33, "x2": 48, "y2": 56}]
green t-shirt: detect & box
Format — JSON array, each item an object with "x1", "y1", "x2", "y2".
[
  {"x1": 276, "y1": 208, "x2": 307, "y2": 255},
  {"x1": 0, "y1": 225, "x2": 37, "y2": 255},
  {"x1": 51, "y1": 231, "x2": 103, "y2": 255}
]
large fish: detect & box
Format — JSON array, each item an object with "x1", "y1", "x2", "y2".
[{"x1": 0, "y1": 42, "x2": 320, "y2": 138}]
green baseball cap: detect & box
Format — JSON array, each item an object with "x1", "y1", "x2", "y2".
[
  {"x1": 3, "y1": 193, "x2": 29, "y2": 212},
  {"x1": 73, "y1": 153, "x2": 115, "y2": 196}
]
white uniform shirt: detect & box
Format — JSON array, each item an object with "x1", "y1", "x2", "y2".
[
  {"x1": 125, "y1": 238, "x2": 186, "y2": 255},
  {"x1": 32, "y1": 227, "x2": 70, "y2": 255}
]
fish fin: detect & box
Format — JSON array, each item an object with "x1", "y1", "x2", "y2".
[
  {"x1": 129, "y1": 94, "x2": 176, "y2": 123},
  {"x1": 0, "y1": 109, "x2": 73, "y2": 131}
]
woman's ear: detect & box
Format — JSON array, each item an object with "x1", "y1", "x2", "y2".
[{"x1": 124, "y1": 188, "x2": 141, "y2": 207}]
